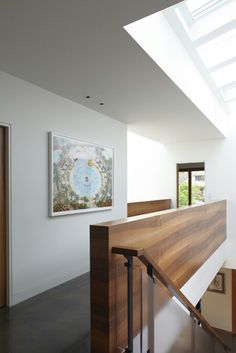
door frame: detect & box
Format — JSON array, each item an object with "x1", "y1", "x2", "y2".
[
  {"x1": 0, "y1": 122, "x2": 12, "y2": 307},
  {"x1": 177, "y1": 162, "x2": 205, "y2": 208},
  {"x1": 232, "y1": 269, "x2": 236, "y2": 333}
]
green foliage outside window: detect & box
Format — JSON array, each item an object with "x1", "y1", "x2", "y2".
[{"x1": 179, "y1": 182, "x2": 204, "y2": 207}]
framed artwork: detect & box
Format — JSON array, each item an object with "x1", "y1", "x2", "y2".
[
  {"x1": 49, "y1": 132, "x2": 113, "y2": 216},
  {"x1": 207, "y1": 272, "x2": 225, "y2": 294}
]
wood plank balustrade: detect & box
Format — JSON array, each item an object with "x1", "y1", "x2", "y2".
[
  {"x1": 127, "y1": 199, "x2": 171, "y2": 217},
  {"x1": 90, "y1": 200, "x2": 227, "y2": 353}
]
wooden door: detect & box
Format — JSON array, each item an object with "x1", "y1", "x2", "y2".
[
  {"x1": 0, "y1": 127, "x2": 6, "y2": 307},
  {"x1": 232, "y1": 270, "x2": 236, "y2": 333}
]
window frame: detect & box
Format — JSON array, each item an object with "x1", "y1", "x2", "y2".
[{"x1": 177, "y1": 162, "x2": 205, "y2": 207}]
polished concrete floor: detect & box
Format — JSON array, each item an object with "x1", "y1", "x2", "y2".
[{"x1": 0, "y1": 273, "x2": 90, "y2": 353}]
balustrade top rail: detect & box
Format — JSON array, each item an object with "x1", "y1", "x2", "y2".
[{"x1": 127, "y1": 199, "x2": 171, "y2": 217}]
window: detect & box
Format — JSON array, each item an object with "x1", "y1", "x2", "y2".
[
  {"x1": 173, "y1": 0, "x2": 236, "y2": 112},
  {"x1": 177, "y1": 162, "x2": 205, "y2": 207},
  {"x1": 186, "y1": 0, "x2": 228, "y2": 19},
  {"x1": 197, "y1": 28, "x2": 236, "y2": 69}
]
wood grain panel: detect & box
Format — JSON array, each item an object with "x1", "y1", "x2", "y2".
[
  {"x1": 127, "y1": 199, "x2": 171, "y2": 217},
  {"x1": 90, "y1": 200, "x2": 227, "y2": 353},
  {"x1": 0, "y1": 127, "x2": 6, "y2": 308},
  {"x1": 232, "y1": 269, "x2": 236, "y2": 334}
]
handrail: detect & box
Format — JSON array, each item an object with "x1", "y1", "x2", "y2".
[
  {"x1": 127, "y1": 199, "x2": 171, "y2": 217},
  {"x1": 112, "y1": 246, "x2": 231, "y2": 353}
]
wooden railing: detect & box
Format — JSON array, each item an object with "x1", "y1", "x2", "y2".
[
  {"x1": 127, "y1": 199, "x2": 171, "y2": 217},
  {"x1": 90, "y1": 200, "x2": 227, "y2": 353},
  {"x1": 112, "y1": 246, "x2": 231, "y2": 353}
]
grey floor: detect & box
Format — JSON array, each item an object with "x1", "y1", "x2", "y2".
[{"x1": 0, "y1": 273, "x2": 90, "y2": 353}]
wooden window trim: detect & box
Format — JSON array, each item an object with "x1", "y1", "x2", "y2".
[{"x1": 177, "y1": 162, "x2": 205, "y2": 208}]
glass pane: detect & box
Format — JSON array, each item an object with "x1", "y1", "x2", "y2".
[
  {"x1": 116, "y1": 262, "x2": 148, "y2": 353},
  {"x1": 153, "y1": 280, "x2": 193, "y2": 353},
  {"x1": 191, "y1": 171, "x2": 205, "y2": 205},
  {"x1": 116, "y1": 262, "x2": 128, "y2": 351},
  {"x1": 211, "y1": 61, "x2": 236, "y2": 87},
  {"x1": 221, "y1": 85, "x2": 236, "y2": 102},
  {"x1": 150, "y1": 276, "x2": 220, "y2": 353},
  {"x1": 186, "y1": 0, "x2": 214, "y2": 14},
  {"x1": 228, "y1": 99, "x2": 236, "y2": 113},
  {"x1": 186, "y1": 0, "x2": 227, "y2": 19},
  {"x1": 197, "y1": 28, "x2": 236, "y2": 69},
  {"x1": 116, "y1": 261, "x2": 227, "y2": 353},
  {"x1": 186, "y1": 0, "x2": 236, "y2": 39},
  {"x1": 195, "y1": 326, "x2": 215, "y2": 352},
  {"x1": 178, "y1": 172, "x2": 189, "y2": 207},
  {"x1": 133, "y1": 267, "x2": 149, "y2": 353},
  {"x1": 215, "y1": 341, "x2": 228, "y2": 353}
]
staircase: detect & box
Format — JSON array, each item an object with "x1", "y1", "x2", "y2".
[{"x1": 90, "y1": 200, "x2": 229, "y2": 353}]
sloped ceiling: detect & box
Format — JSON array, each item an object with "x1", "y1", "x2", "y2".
[{"x1": 0, "y1": 0, "x2": 224, "y2": 143}]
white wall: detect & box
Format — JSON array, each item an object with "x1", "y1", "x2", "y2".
[
  {"x1": 127, "y1": 131, "x2": 174, "y2": 202},
  {"x1": 202, "y1": 268, "x2": 232, "y2": 332},
  {"x1": 0, "y1": 71, "x2": 127, "y2": 305}
]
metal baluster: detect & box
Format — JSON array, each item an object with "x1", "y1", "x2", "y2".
[
  {"x1": 147, "y1": 265, "x2": 155, "y2": 353},
  {"x1": 190, "y1": 312, "x2": 196, "y2": 353},
  {"x1": 125, "y1": 256, "x2": 134, "y2": 353},
  {"x1": 140, "y1": 268, "x2": 143, "y2": 353}
]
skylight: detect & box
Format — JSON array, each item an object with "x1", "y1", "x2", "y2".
[
  {"x1": 186, "y1": 0, "x2": 228, "y2": 19},
  {"x1": 211, "y1": 61, "x2": 236, "y2": 87},
  {"x1": 197, "y1": 28, "x2": 236, "y2": 68},
  {"x1": 124, "y1": 0, "x2": 236, "y2": 132},
  {"x1": 221, "y1": 84, "x2": 236, "y2": 101},
  {"x1": 228, "y1": 100, "x2": 236, "y2": 111},
  {"x1": 179, "y1": 0, "x2": 236, "y2": 42},
  {"x1": 174, "y1": 0, "x2": 236, "y2": 110}
]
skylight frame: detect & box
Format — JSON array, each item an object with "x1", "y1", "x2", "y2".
[
  {"x1": 196, "y1": 28, "x2": 236, "y2": 69},
  {"x1": 181, "y1": 0, "x2": 236, "y2": 42},
  {"x1": 186, "y1": 0, "x2": 229, "y2": 19},
  {"x1": 172, "y1": 0, "x2": 236, "y2": 113},
  {"x1": 221, "y1": 83, "x2": 236, "y2": 101},
  {"x1": 211, "y1": 61, "x2": 236, "y2": 88}
]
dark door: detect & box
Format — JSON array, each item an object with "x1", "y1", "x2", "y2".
[{"x1": 0, "y1": 127, "x2": 6, "y2": 307}]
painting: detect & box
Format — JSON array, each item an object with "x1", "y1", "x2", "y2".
[
  {"x1": 207, "y1": 272, "x2": 225, "y2": 294},
  {"x1": 49, "y1": 132, "x2": 113, "y2": 216}
]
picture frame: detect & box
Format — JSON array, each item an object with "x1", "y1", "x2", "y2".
[
  {"x1": 207, "y1": 272, "x2": 225, "y2": 294},
  {"x1": 49, "y1": 132, "x2": 113, "y2": 216}
]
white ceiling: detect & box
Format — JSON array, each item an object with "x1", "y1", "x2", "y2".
[{"x1": 0, "y1": 0, "x2": 225, "y2": 143}]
